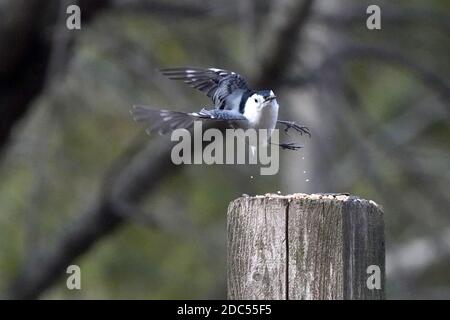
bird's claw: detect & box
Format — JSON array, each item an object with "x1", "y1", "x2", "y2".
[
  {"x1": 278, "y1": 142, "x2": 303, "y2": 151},
  {"x1": 278, "y1": 120, "x2": 311, "y2": 137}
]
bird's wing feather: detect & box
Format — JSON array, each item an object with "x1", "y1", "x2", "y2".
[
  {"x1": 191, "y1": 108, "x2": 248, "y2": 121},
  {"x1": 131, "y1": 105, "x2": 248, "y2": 135},
  {"x1": 131, "y1": 105, "x2": 196, "y2": 135},
  {"x1": 160, "y1": 67, "x2": 250, "y2": 109}
]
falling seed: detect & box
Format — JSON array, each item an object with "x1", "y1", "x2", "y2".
[
  {"x1": 303, "y1": 170, "x2": 307, "y2": 174},
  {"x1": 305, "y1": 179, "x2": 310, "y2": 182},
  {"x1": 277, "y1": 190, "x2": 281, "y2": 194},
  {"x1": 250, "y1": 176, "x2": 253, "y2": 179},
  {"x1": 302, "y1": 157, "x2": 305, "y2": 160}
]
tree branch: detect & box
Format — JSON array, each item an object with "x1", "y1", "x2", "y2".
[
  {"x1": 285, "y1": 44, "x2": 450, "y2": 111},
  {"x1": 255, "y1": 0, "x2": 315, "y2": 88},
  {"x1": 0, "y1": 0, "x2": 110, "y2": 159},
  {"x1": 5, "y1": 136, "x2": 172, "y2": 299}
]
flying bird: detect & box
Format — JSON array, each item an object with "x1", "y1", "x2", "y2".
[{"x1": 131, "y1": 67, "x2": 309, "y2": 149}]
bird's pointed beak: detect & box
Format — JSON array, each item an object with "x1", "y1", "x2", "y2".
[{"x1": 264, "y1": 95, "x2": 276, "y2": 102}]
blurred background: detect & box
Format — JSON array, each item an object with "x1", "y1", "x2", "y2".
[{"x1": 0, "y1": 0, "x2": 449, "y2": 299}]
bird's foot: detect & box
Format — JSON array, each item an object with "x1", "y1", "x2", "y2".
[
  {"x1": 278, "y1": 120, "x2": 311, "y2": 137},
  {"x1": 272, "y1": 142, "x2": 304, "y2": 151}
]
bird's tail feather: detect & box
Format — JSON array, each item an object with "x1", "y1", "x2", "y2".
[{"x1": 131, "y1": 105, "x2": 198, "y2": 135}]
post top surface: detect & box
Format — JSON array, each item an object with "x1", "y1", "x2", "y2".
[{"x1": 237, "y1": 193, "x2": 382, "y2": 210}]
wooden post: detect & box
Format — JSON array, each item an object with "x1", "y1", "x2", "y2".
[{"x1": 227, "y1": 193, "x2": 385, "y2": 300}]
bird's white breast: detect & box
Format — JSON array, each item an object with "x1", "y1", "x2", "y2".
[{"x1": 244, "y1": 100, "x2": 279, "y2": 133}]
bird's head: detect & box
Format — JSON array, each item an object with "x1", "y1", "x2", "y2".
[{"x1": 244, "y1": 90, "x2": 277, "y2": 112}]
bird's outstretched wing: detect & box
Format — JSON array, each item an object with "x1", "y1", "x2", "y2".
[
  {"x1": 131, "y1": 105, "x2": 248, "y2": 135},
  {"x1": 160, "y1": 67, "x2": 250, "y2": 109}
]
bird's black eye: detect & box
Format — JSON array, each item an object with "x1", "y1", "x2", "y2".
[{"x1": 254, "y1": 98, "x2": 258, "y2": 103}]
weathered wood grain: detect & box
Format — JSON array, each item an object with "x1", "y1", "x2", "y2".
[
  {"x1": 227, "y1": 197, "x2": 288, "y2": 299},
  {"x1": 287, "y1": 196, "x2": 345, "y2": 299},
  {"x1": 227, "y1": 193, "x2": 385, "y2": 300},
  {"x1": 342, "y1": 197, "x2": 385, "y2": 299}
]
